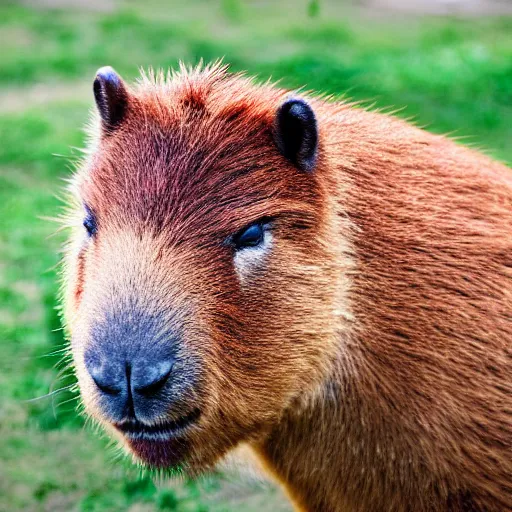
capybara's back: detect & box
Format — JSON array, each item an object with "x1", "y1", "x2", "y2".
[{"x1": 63, "y1": 63, "x2": 512, "y2": 511}]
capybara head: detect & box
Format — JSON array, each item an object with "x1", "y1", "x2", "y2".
[{"x1": 63, "y1": 64, "x2": 347, "y2": 472}]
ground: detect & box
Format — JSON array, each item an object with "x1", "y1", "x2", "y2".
[{"x1": 1, "y1": 0, "x2": 511, "y2": 511}]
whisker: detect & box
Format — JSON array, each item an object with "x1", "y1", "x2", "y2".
[
  {"x1": 24, "y1": 384, "x2": 75, "y2": 403},
  {"x1": 35, "y1": 347, "x2": 69, "y2": 358},
  {"x1": 54, "y1": 395, "x2": 79, "y2": 409}
]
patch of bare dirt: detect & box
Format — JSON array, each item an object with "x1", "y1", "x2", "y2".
[
  {"x1": 20, "y1": 0, "x2": 117, "y2": 12},
  {"x1": 0, "y1": 81, "x2": 91, "y2": 114},
  {"x1": 1, "y1": 26, "x2": 35, "y2": 50},
  {"x1": 359, "y1": 0, "x2": 512, "y2": 15}
]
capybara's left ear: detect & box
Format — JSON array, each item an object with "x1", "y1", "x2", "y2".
[
  {"x1": 274, "y1": 97, "x2": 318, "y2": 172},
  {"x1": 93, "y1": 66, "x2": 129, "y2": 133}
]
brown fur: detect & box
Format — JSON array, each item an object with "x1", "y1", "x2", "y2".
[{"x1": 63, "y1": 64, "x2": 512, "y2": 511}]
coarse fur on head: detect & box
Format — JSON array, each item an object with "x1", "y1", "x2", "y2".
[{"x1": 62, "y1": 62, "x2": 512, "y2": 511}]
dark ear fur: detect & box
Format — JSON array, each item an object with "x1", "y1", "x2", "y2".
[
  {"x1": 93, "y1": 66, "x2": 128, "y2": 132},
  {"x1": 274, "y1": 97, "x2": 318, "y2": 172}
]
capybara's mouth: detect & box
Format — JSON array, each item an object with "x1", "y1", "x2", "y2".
[{"x1": 114, "y1": 408, "x2": 201, "y2": 441}]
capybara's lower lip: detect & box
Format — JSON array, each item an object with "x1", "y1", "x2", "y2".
[{"x1": 114, "y1": 408, "x2": 201, "y2": 441}]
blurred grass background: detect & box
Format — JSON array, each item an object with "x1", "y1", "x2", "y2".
[{"x1": 1, "y1": 0, "x2": 511, "y2": 510}]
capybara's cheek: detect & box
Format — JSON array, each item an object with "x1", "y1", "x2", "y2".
[
  {"x1": 62, "y1": 237, "x2": 92, "y2": 336},
  {"x1": 222, "y1": 267, "x2": 340, "y2": 404}
]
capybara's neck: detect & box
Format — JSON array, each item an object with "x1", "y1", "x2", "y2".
[
  {"x1": 254, "y1": 358, "x2": 405, "y2": 512},
  {"x1": 254, "y1": 359, "x2": 476, "y2": 512},
  {"x1": 255, "y1": 370, "x2": 359, "y2": 512}
]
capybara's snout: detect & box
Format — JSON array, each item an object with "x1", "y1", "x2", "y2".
[{"x1": 83, "y1": 307, "x2": 200, "y2": 432}]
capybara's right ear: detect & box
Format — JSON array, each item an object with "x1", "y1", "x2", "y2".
[
  {"x1": 274, "y1": 97, "x2": 318, "y2": 172},
  {"x1": 93, "y1": 66, "x2": 128, "y2": 132}
]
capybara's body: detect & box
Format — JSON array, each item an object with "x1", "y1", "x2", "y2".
[{"x1": 64, "y1": 64, "x2": 512, "y2": 511}]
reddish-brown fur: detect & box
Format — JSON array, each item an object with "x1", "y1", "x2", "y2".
[{"x1": 64, "y1": 64, "x2": 512, "y2": 511}]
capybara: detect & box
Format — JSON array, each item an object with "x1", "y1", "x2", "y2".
[{"x1": 63, "y1": 63, "x2": 512, "y2": 511}]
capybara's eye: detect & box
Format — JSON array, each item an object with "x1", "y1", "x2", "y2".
[
  {"x1": 233, "y1": 223, "x2": 265, "y2": 250},
  {"x1": 83, "y1": 207, "x2": 97, "y2": 237}
]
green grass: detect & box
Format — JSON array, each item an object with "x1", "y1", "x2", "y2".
[{"x1": 1, "y1": 0, "x2": 511, "y2": 510}]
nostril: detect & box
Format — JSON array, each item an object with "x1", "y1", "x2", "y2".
[
  {"x1": 90, "y1": 372, "x2": 122, "y2": 396},
  {"x1": 134, "y1": 363, "x2": 173, "y2": 397},
  {"x1": 84, "y1": 350, "x2": 124, "y2": 396},
  {"x1": 92, "y1": 375, "x2": 122, "y2": 396}
]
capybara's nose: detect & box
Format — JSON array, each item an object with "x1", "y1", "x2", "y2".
[
  {"x1": 82, "y1": 308, "x2": 181, "y2": 423},
  {"x1": 84, "y1": 348, "x2": 175, "y2": 422},
  {"x1": 86, "y1": 355, "x2": 173, "y2": 396}
]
